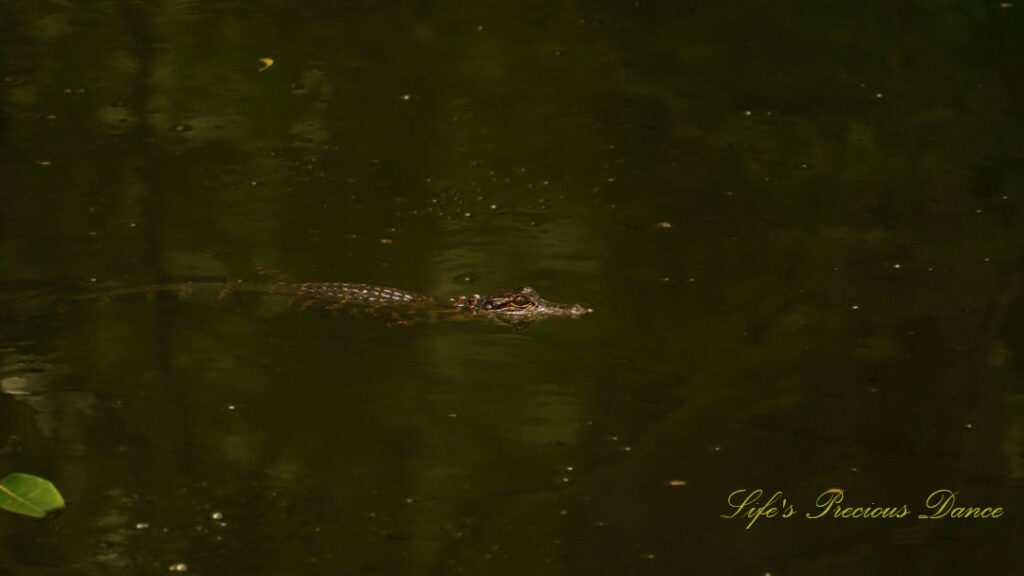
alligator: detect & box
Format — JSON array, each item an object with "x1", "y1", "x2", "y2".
[{"x1": 81, "y1": 282, "x2": 591, "y2": 327}]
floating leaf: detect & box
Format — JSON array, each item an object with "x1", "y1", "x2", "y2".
[
  {"x1": 0, "y1": 473, "x2": 65, "y2": 518},
  {"x1": 258, "y1": 57, "x2": 274, "y2": 72}
]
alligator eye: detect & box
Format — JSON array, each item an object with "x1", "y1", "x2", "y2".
[{"x1": 512, "y1": 294, "x2": 532, "y2": 307}]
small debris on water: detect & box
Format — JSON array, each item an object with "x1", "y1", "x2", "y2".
[
  {"x1": 655, "y1": 221, "x2": 672, "y2": 229},
  {"x1": 168, "y1": 563, "x2": 188, "y2": 572},
  {"x1": 135, "y1": 522, "x2": 150, "y2": 530},
  {"x1": 211, "y1": 511, "x2": 223, "y2": 521},
  {"x1": 379, "y1": 238, "x2": 393, "y2": 245},
  {"x1": 668, "y1": 480, "x2": 687, "y2": 486},
  {"x1": 257, "y1": 57, "x2": 274, "y2": 72}
]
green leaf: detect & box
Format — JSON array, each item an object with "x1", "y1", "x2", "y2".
[{"x1": 0, "y1": 473, "x2": 65, "y2": 518}]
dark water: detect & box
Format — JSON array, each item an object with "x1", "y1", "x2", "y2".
[{"x1": 1, "y1": 1, "x2": 1022, "y2": 574}]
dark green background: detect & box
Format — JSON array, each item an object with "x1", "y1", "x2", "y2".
[{"x1": 1, "y1": 1, "x2": 1021, "y2": 574}]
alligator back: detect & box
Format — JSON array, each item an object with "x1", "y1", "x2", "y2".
[{"x1": 292, "y1": 282, "x2": 428, "y2": 306}]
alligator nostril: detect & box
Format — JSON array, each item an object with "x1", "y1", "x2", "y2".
[{"x1": 569, "y1": 305, "x2": 591, "y2": 316}]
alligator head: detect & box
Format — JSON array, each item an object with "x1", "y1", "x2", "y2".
[{"x1": 452, "y1": 286, "x2": 591, "y2": 327}]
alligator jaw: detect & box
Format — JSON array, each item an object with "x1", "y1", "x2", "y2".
[{"x1": 534, "y1": 299, "x2": 592, "y2": 318}]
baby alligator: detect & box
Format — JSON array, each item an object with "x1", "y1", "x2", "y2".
[
  {"x1": 86, "y1": 282, "x2": 591, "y2": 326},
  {"x1": 298, "y1": 283, "x2": 590, "y2": 326}
]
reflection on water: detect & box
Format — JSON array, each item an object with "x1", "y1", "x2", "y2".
[
  {"x1": 1, "y1": 0, "x2": 1021, "y2": 574},
  {"x1": 1, "y1": 348, "x2": 95, "y2": 440}
]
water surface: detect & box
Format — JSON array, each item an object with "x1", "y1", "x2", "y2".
[{"x1": 1, "y1": 1, "x2": 1021, "y2": 574}]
